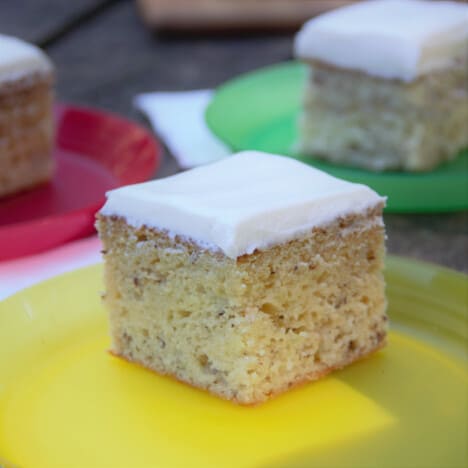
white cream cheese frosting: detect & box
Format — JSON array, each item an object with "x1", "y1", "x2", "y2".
[
  {"x1": 0, "y1": 34, "x2": 53, "y2": 84},
  {"x1": 294, "y1": 0, "x2": 468, "y2": 82},
  {"x1": 100, "y1": 151, "x2": 385, "y2": 259}
]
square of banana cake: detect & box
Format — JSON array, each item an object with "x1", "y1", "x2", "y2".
[{"x1": 97, "y1": 151, "x2": 388, "y2": 404}]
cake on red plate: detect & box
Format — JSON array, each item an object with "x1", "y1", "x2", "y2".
[{"x1": 0, "y1": 34, "x2": 54, "y2": 198}]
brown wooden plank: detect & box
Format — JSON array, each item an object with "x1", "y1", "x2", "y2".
[
  {"x1": 46, "y1": 1, "x2": 294, "y2": 116},
  {"x1": 136, "y1": 0, "x2": 356, "y2": 31},
  {"x1": 0, "y1": 0, "x2": 118, "y2": 45}
]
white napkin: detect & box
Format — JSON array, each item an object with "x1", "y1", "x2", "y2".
[{"x1": 134, "y1": 90, "x2": 231, "y2": 168}]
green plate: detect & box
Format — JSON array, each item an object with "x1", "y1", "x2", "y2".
[
  {"x1": 206, "y1": 62, "x2": 468, "y2": 213},
  {"x1": 0, "y1": 256, "x2": 467, "y2": 467}
]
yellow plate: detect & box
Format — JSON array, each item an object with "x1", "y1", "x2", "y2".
[{"x1": 0, "y1": 256, "x2": 467, "y2": 468}]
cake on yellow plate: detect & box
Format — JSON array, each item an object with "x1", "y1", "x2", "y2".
[
  {"x1": 294, "y1": 0, "x2": 468, "y2": 172},
  {"x1": 0, "y1": 34, "x2": 54, "y2": 198},
  {"x1": 97, "y1": 151, "x2": 388, "y2": 405}
]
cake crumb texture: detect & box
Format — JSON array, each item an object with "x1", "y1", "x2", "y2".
[
  {"x1": 97, "y1": 205, "x2": 387, "y2": 405},
  {"x1": 0, "y1": 72, "x2": 54, "y2": 198},
  {"x1": 297, "y1": 55, "x2": 468, "y2": 171}
]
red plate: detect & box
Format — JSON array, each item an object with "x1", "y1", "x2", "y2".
[{"x1": 0, "y1": 104, "x2": 160, "y2": 261}]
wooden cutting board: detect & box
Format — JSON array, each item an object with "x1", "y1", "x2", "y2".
[{"x1": 136, "y1": 0, "x2": 358, "y2": 31}]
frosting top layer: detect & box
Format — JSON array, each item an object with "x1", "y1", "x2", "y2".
[
  {"x1": 0, "y1": 34, "x2": 53, "y2": 84},
  {"x1": 294, "y1": 0, "x2": 468, "y2": 81},
  {"x1": 101, "y1": 151, "x2": 384, "y2": 259}
]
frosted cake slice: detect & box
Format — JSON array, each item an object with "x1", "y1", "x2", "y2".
[
  {"x1": 97, "y1": 151, "x2": 388, "y2": 405},
  {"x1": 0, "y1": 34, "x2": 54, "y2": 198},
  {"x1": 294, "y1": 0, "x2": 468, "y2": 172}
]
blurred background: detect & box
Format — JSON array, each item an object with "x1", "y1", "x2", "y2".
[{"x1": 2, "y1": 0, "x2": 467, "y2": 270}]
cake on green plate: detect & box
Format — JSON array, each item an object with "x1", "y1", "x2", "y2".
[{"x1": 294, "y1": 0, "x2": 468, "y2": 172}]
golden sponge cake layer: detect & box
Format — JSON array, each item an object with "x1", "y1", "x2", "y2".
[
  {"x1": 97, "y1": 203, "x2": 387, "y2": 405},
  {"x1": 297, "y1": 56, "x2": 468, "y2": 171},
  {"x1": 0, "y1": 33, "x2": 54, "y2": 198}
]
